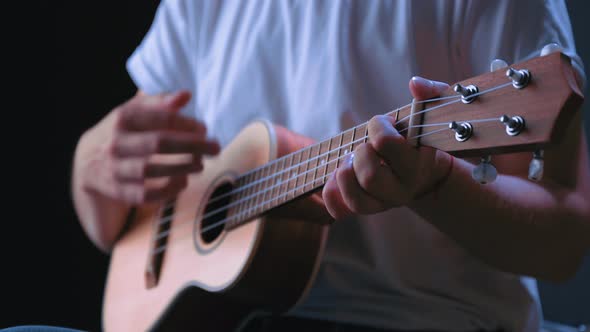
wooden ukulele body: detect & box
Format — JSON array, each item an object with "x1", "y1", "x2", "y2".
[
  {"x1": 103, "y1": 121, "x2": 329, "y2": 332},
  {"x1": 102, "y1": 52, "x2": 583, "y2": 331}
]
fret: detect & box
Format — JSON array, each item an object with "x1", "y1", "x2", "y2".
[
  {"x1": 246, "y1": 170, "x2": 260, "y2": 219},
  {"x1": 340, "y1": 128, "x2": 354, "y2": 168},
  {"x1": 304, "y1": 143, "x2": 321, "y2": 192},
  {"x1": 239, "y1": 173, "x2": 250, "y2": 220},
  {"x1": 262, "y1": 163, "x2": 274, "y2": 211},
  {"x1": 230, "y1": 176, "x2": 245, "y2": 219},
  {"x1": 314, "y1": 139, "x2": 331, "y2": 187},
  {"x1": 325, "y1": 133, "x2": 343, "y2": 180},
  {"x1": 256, "y1": 166, "x2": 269, "y2": 215},
  {"x1": 352, "y1": 123, "x2": 368, "y2": 150},
  {"x1": 269, "y1": 158, "x2": 283, "y2": 210},
  {"x1": 279, "y1": 154, "x2": 293, "y2": 205},
  {"x1": 296, "y1": 146, "x2": 312, "y2": 196},
  {"x1": 287, "y1": 151, "x2": 302, "y2": 200}
]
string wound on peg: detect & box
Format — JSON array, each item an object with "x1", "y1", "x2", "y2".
[
  {"x1": 453, "y1": 84, "x2": 479, "y2": 104},
  {"x1": 500, "y1": 115, "x2": 525, "y2": 136},
  {"x1": 506, "y1": 67, "x2": 531, "y2": 89},
  {"x1": 449, "y1": 121, "x2": 473, "y2": 142}
]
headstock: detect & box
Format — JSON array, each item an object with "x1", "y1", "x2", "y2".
[{"x1": 407, "y1": 45, "x2": 584, "y2": 183}]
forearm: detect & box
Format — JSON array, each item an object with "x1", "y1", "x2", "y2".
[
  {"x1": 410, "y1": 157, "x2": 590, "y2": 282},
  {"x1": 71, "y1": 114, "x2": 131, "y2": 253}
]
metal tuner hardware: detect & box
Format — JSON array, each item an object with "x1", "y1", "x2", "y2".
[
  {"x1": 490, "y1": 59, "x2": 508, "y2": 72},
  {"x1": 500, "y1": 115, "x2": 525, "y2": 136},
  {"x1": 506, "y1": 67, "x2": 531, "y2": 89},
  {"x1": 528, "y1": 149, "x2": 545, "y2": 181},
  {"x1": 449, "y1": 121, "x2": 473, "y2": 142},
  {"x1": 472, "y1": 155, "x2": 498, "y2": 184},
  {"x1": 453, "y1": 84, "x2": 479, "y2": 104}
]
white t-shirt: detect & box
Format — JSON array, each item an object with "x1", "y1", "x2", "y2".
[{"x1": 126, "y1": 1, "x2": 585, "y2": 331}]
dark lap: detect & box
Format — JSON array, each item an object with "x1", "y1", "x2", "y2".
[{"x1": 0, "y1": 326, "x2": 83, "y2": 332}]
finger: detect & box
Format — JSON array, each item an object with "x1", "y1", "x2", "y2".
[
  {"x1": 111, "y1": 131, "x2": 220, "y2": 157},
  {"x1": 322, "y1": 171, "x2": 354, "y2": 220},
  {"x1": 132, "y1": 90, "x2": 192, "y2": 113},
  {"x1": 119, "y1": 91, "x2": 203, "y2": 132},
  {"x1": 353, "y1": 143, "x2": 406, "y2": 204},
  {"x1": 408, "y1": 76, "x2": 449, "y2": 101},
  {"x1": 116, "y1": 175, "x2": 188, "y2": 204},
  {"x1": 335, "y1": 154, "x2": 388, "y2": 214},
  {"x1": 118, "y1": 109, "x2": 206, "y2": 134},
  {"x1": 113, "y1": 158, "x2": 203, "y2": 182},
  {"x1": 368, "y1": 115, "x2": 417, "y2": 179}
]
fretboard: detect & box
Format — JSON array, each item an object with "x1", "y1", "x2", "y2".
[
  {"x1": 224, "y1": 105, "x2": 409, "y2": 230},
  {"x1": 223, "y1": 123, "x2": 364, "y2": 229}
]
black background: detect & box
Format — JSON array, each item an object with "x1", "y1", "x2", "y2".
[{"x1": 3, "y1": 1, "x2": 589, "y2": 330}]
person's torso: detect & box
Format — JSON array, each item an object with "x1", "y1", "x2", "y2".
[{"x1": 184, "y1": 1, "x2": 544, "y2": 330}]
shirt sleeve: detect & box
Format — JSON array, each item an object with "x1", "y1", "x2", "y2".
[
  {"x1": 466, "y1": 0, "x2": 586, "y2": 91},
  {"x1": 126, "y1": 0, "x2": 196, "y2": 96}
]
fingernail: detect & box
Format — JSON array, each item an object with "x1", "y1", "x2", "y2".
[{"x1": 411, "y1": 76, "x2": 433, "y2": 87}]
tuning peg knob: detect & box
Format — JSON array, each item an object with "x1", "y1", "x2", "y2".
[
  {"x1": 490, "y1": 59, "x2": 508, "y2": 72},
  {"x1": 472, "y1": 156, "x2": 497, "y2": 184},
  {"x1": 541, "y1": 43, "x2": 562, "y2": 56},
  {"x1": 500, "y1": 115, "x2": 525, "y2": 136},
  {"x1": 449, "y1": 121, "x2": 473, "y2": 142},
  {"x1": 453, "y1": 84, "x2": 479, "y2": 104},
  {"x1": 528, "y1": 149, "x2": 544, "y2": 181},
  {"x1": 506, "y1": 67, "x2": 531, "y2": 89}
]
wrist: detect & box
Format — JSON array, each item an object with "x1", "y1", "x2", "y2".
[{"x1": 430, "y1": 153, "x2": 454, "y2": 199}]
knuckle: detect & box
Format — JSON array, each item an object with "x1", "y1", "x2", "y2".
[
  {"x1": 371, "y1": 131, "x2": 396, "y2": 155},
  {"x1": 107, "y1": 134, "x2": 123, "y2": 157},
  {"x1": 368, "y1": 115, "x2": 386, "y2": 127},
  {"x1": 357, "y1": 166, "x2": 379, "y2": 193},
  {"x1": 149, "y1": 133, "x2": 164, "y2": 153},
  {"x1": 112, "y1": 107, "x2": 126, "y2": 129},
  {"x1": 114, "y1": 103, "x2": 136, "y2": 129}
]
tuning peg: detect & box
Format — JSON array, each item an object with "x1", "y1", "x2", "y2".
[
  {"x1": 528, "y1": 149, "x2": 544, "y2": 181},
  {"x1": 449, "y1": 121, "x2": 473, "y2": 142},
  {"x1": 453, "y1": 83, "x2": 479, "y2": 104},
  {"x1": 541, "y1": 43, "x2": 562, "y2": 56},
  {"x1": 506, "y1": 67, "x2": 531, "y2": 89},
  {"x1": 490, "y1": 59, "x2": 508, "y2": 72},
  {"x1": 472, "y1": 155, "x2": 497, "y2": 184},
  {"x1": 500, "y1": 115, "x2": 525, "y2": 136}
]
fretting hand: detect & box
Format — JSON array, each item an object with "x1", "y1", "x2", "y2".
[{"x1": 322, "y1": 77, "x2": 453, "y2": 220}]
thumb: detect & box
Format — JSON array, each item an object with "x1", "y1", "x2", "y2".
[{"x1": 409, "y1": 76, "x2": 449, "y2": 101}]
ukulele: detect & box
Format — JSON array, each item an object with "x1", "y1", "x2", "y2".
[{"x1": 102, "y1": 49, "x2": 583, "y2": 331}]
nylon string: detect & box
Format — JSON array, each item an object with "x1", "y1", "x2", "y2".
[{"x1": 151, "y1": 81, "x2": 514, "y2": 253}]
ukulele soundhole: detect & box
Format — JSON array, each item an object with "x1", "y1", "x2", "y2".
[{"x1": 199, "y1": 181, "x2": 234, "y2": 244}]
